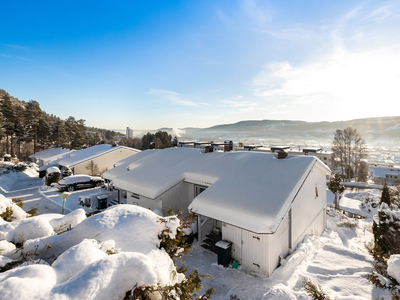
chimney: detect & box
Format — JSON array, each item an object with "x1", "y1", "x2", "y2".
[
  {"x1": 277, "y1": 150, "x2": 288, "y2": 159},
  {"x1": 223, "y1": 140, "x2": 233, "y2": 152},
  {"x1": 205, "y1": 146, "x2": 213, "y2": 153}
]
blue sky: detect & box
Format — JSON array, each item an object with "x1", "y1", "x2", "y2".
[{"x1": 1, "y1": 0, "x2": 400, "y2": 130}]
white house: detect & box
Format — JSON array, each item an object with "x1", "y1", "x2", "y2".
[
  {"x1": 236, "y1": 145, "x2": 333, "y2": 169},
  {"x1": 58, "y1": 144, "x2": 140, "y2": 176},
  {"x1": 29, "y1": 148, "x2": 74, "y2": 168},
  {"x1": 106, "y1": 147, "x2": 330, "y2": 276},
  {"x1": 371, "y1": 165, "x2": 400, "y2": 186}
]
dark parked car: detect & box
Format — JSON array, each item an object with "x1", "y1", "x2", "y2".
[{"x1": 57, "y1": 175, "x2": 104, "y2": 192}]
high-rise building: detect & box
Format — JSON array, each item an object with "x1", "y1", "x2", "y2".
[{"x1": 126, "y1": 127, "x2": 133, "y2": 139}]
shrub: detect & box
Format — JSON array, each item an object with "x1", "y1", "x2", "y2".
[
  {"x1": 0, "y1": 207, "x2": 14, "y2": 222},
  {"x1": 336, "y1": 215, "x2": 358, "y2": 229},
  {"x1": 12, "y1": 197, "x2": 23, "y2": 209},
  {"x1": 124, "y1": 212, "x2": 214, "y2": 300},
  {"x1": 302, "y1": 277, "x2": 332, "y2": 300},
  {"x1": 46, "y1": 172, "x2": 60, "y2": 186},
  {"x1": 26, "y1": 208, "x2": 38, "y2": 217}
]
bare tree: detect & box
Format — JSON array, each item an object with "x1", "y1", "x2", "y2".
[
  {"x1": 85, "y1": 160, "x2": 100, "y2": 176},
  {"x1": 331, "y1": 127, "x2": 367, "y2": 182}
]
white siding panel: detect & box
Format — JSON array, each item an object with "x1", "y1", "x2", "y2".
[
  {"x1": 126, "y1": 192, "x2": 161, "y2": 211},
  {"x1": 159, "y1": 181, "x2": 194, "y2": 216},
  {"x1": 290, "y1": 166, "x2": 327, "y2": 248},
  {"x1": 268, "y1": 212, "x2": 290, "y2": 275},
  {"x1": 222, "y1": 223, "x2": 242, "y2": 263},
  {"x1": 241, "y1": 231, "x2": 263, "y2": 274},
  {"x1": 74, "y1": 149, "x2": 137, "y2": 175}
]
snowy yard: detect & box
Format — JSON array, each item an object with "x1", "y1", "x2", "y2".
[{"x1": 0, "y1": 161, "x2": 391, "y2": 299}]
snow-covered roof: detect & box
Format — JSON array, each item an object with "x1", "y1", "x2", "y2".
[
  {"x1": 29, "y1": 148, "x2": 72, "y2": 160},
  {"x1": 58, "y1": 145, "x2": 140, "y2": 168},
  {"x1": 42, "y1": 150, "x2": 76, "y2": 164},
  {"x1": 110, "y1": 147, "x2": 330, "y2": 234},
  {"x1": 372, "y1": 167, "x2": 400, "y2": 178},
  {"x1": 102, "y1": 150, "x2": 158, "y2": 182},
  {"x1": 339, "y1": 196, "x2": 368, "y2": 218}
]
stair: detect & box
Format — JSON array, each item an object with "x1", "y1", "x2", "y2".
[
  {"x1": 201, "y1": 231, "x2": 222, "y2": 254},
  {"x1": 108, "y1": 199, "x2": 119, "y2": 207}
]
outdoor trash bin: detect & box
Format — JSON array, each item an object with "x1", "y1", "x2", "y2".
[
  {"x1": 215, "y1": 240, "x2": 232, "y2": 267},
  {"x1": 97, "y1": 195, "x2": 108, "y2": 209}
]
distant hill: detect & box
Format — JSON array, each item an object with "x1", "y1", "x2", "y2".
[{"x1": 144, "y1": 117, "x2": 400, "y2": 146}]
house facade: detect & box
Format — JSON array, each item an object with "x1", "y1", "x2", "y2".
[
  {"x1": 105, "y1": 147, "x2": 330, "y2": 276},
  {"x1": 371, "y1": 165, "x2": 400, "y2": 186},
  {"x1": 29, "y1": 148, "x2": 73, "y2": 168},
  {"x1": 58, "y1": 144, "x2": 140, "y2": 176}
]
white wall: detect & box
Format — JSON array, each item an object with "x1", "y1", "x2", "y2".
[
  {"x1": 222, "y1": 223, "x2": 270, "y2": 276},
  {"x1": 221, "y1": 161, "x2": 328, "y2": 277},
  {"x1": 73, "y1": 149, "x2": 137, "y2": 175},
  {"x1": 290, "y1": 163, "x2": 327, "y2": 248},
  {"x1": 126, "y1": 192, "x2": 162, "y2": 211},
  {"x1": 126, "y1": 181, "x2": 196, "y2": 216}
]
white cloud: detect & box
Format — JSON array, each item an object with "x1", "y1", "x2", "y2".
[
  {"x1": 363, "y1": 5, "x2": 400, "y2": 21},
  {"x1": 222, "y1": 100, "x2": 257, "y2": 107},
  {"x1": 147, "y1": 89, "x2": 199, "y2": 106},
  {"x1": 252, "y1": 46, "x2": 400, "y2": 119},
  {"x1": 264, "y1": 28, "x2": 314, "y2": 40}
]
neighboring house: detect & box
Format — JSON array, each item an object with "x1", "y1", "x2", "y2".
[
  {"x1": 371, "y1": 165, "x2": 400, "y2": 186},
  {"x1": 237, "y1": 145, "x2": 333, "y2": 169},
  {"x1": 58, "y1": 144, "x2": 140, "y2": 176},
  {"x1": 106, "y1": 147, "x2": 330, "y2": 277},
  {"x1": 29, "y1": 148, "x2": 73, "y2": 167}
]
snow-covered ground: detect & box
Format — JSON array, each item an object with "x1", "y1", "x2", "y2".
[{"x1": 0, "y1": 162, "x2": 391, "y2": 299}]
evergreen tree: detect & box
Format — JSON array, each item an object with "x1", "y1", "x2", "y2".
[
  {"x1": 51, "y1": 118, "x2": 67, "y2": 147},
  {"x1": 141, "y1": 132, "x2": 154, "y2": 150},
  {"x1": 381, "y1": 182, "x2": 391, "y2": 207},
  {"x1": 154, "y1": 131, "x2": 172, "y2": 149},
  {"x1": 65, "y1": 116, "x2": 87, "y2": 149},
  {"x1": 1, "y1": 93, "x2": 17, "y2": 154},
  {"x1": 328, "y1": 173, "x2": 345, "y2": 210},
  {"x1": 37, "y1": 118, "x2": 52, "y2": 149},
  {"x1": 24, "y1": 100, "x2": 43, "y2": 153}
]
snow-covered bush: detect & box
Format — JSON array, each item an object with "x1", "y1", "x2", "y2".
[
  {"x1": 336, "y1": 215, "x2": 358, "y2": 229},
  {"x1": 45, "y1": 166, "x2": 61, "y2": 186},
  {"x1": 0, "y1": 195, "x2": 27, "y2": 222},
  {"x1": 0, "y1": 205, "x2": 213, "y2": 299},
  {"x1": 359, "y1": 195, "x2": 379, "y2": 213},
  {"x1": 367, "y1": 187, "x2": 400, "y2": 298}
]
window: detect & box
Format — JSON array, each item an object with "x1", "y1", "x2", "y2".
[
  {"x1": 131, "y1": 193, "x2": 140, "y2": 199},
  {"x1": 315, "y1": 186, "x2": 319, "y2": 198}
]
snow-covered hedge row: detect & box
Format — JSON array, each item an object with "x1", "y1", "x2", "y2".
[{"x1": 0, "y1": 205, "x2": 184, "y2": 300}]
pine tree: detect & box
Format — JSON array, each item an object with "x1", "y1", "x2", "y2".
[
  {"x1": 24, "y1": 100, "x2": 43, "y2": 153},
  {"x1": 328, "y1": 174, "x2": 345, "y2": 210},
  {"x1": 368, "y1": 187, "x2": 400, "y2": 296},
  {"x1": 381, "y1": 182, "x2": 391, "y2": 206},
  {"x1": 1, "y1": 93, "x2": 17, "y2": 155}
]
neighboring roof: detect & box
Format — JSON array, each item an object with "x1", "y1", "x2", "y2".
[
  {"x1": 42, "y1": 150, "x2": 76, "y2": 164},
  {"x1": 102, "y1": 150, "x2": 157, "y2": 182},
  {"x1": 372, "y1": 167, "x2": 400, "y2": 177},
  {"x1": 58, "y1": 145, "x2": 140, "y2": 168},
  {"x1": 29, "y1": 148, "x2": 72, "y2": 160},
  {"x1": 110, "y1": 147, "x2": 331, "y2": 234},
  {"x1": 339, "y1": 196, "x2": 368, "y2": 218}
]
